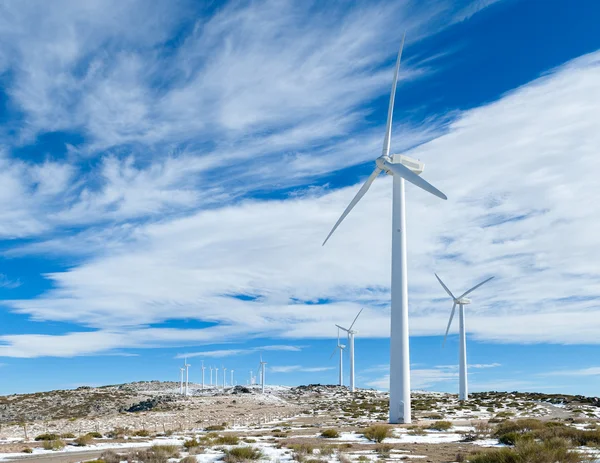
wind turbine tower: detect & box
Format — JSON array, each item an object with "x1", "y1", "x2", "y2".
[
  {"x1": 258, "y1": 356, "x2": 267, "y2": 394},
  {"x1": 322, "y1": 34, "x2": 447, "y2": 423},
  {"x1": 231, "y1": 369, "x2": 234, "y2": 387},
  {"x1": 336, "y1": 308, "x2": 363, "y2": 392},
  {"x1": 184, "y1": 358, "x2": 191, "y2": 396},
  {"x1": 179, "y1": 367, "x2": 184, "y2": 395},
  {"x1": 330, "y1": 327, "x2": 346, "y2": 386},
  {"x1": 435, "y1": 274, "x2": 494, "y2": 401},
  {"x1": 201, "y1": 361, "x2": 206, "y2": 392},
  {"x1": 223, "y1": 367, "x2": 227, "y2": 390},
  {"x1": 210, "y1": 366, "x2": 213, "y2": 386},
  {"x1": 215, "y1": 367, "x2": 219, "y2": 388}
]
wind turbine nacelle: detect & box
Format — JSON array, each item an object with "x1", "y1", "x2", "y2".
[
  {"x1": 390, "y1": 154, "x2": 424, "y2": 175},
  {"x1": 457, "y1": 297, "x2": 471, "y2": 305}
]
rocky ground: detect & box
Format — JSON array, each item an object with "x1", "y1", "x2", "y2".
[{"x1": 0, "y1": 383, "x2": 598, "y2": 462}]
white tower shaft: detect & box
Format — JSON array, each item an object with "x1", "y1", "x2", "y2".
[
  {"x1": 210, "y1": 367, "x2": 213, "y2": 386},
  {"x1": 179, "y1": 369, "x2": 184, "y2": 395},
  {"x1": 349, "y1": 333, "x2": 356, "y2": 392},
  {"x1": 223, "y1": 368, "x2": 227, "y2": 389},
  {"x1": 338, "y1": 348, "x2": 343, "y2": 386},
  {"x1": 459, "y1": 304, "x2": 468, "y2": 401},
  {"x1": 185, "y1": 364, "x2": 189, "y2": 396},
  {"x1": 231, "y1": 370, "x2": 234, "y2": 386},
  {"x1": 389, "y1": 175, "x2": 411, "y2": 424},
  {"x1": 201, "y1": 363, "x2": 205, "y2": 392},
  {"x1": 261, "y1": 364, "x2": 266, "y2": 393},
  {"x1": 215, "y1": 368, "x2": 219, "y2": 387}
]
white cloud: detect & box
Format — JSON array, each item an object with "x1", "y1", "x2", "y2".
[
  {"x1": 542, "y1": 367, "x2": 600, "y2": 377},
  {"x1": 0, "y1": 2, "x2": 599, "y2": 358},
  {"x1": 177, "y1": 345, "x2": 302, "y2": 359},
  {"x1": 270, "y1": 365, "x2": 334, "y2": 373}
]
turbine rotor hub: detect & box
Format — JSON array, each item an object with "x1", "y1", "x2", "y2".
[{"x1": 456, "y1": 297, "x2": 471, "y2": 305}]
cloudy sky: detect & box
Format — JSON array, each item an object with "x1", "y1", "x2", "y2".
[{"x1": 0, "y1": 0, "x2": 599, "y2": 396}]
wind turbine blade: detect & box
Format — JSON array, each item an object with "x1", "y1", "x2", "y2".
[
  {"x1": 329, "y1": 347, "x2": 338, "y2": 360},
  {"x1": 382, "y1": 32, "x2": 406, "y2": 158},
  {"x1": 435, "y1": 273, "x2": 455, "y2": 299},
  {"x1": 443, "y1": 302, "x2": 457, "y2": 347},
  {"x1": 348, "y1": 308, "x2": 363, "y2": 331},
  {"x1": 335, "y1": 324, "x2": 350, "y2": 333},
  {"x1": 337, "y1": 327, "x2": 340, "y2": 346},
  {"x1": 382, "y1": 159, "x2": 447, "y2": 200},
  {"x1": 322, "y1": 167, "x2": 382, "y2": 245},
  {"x1": 458, "y1": 276, "x2": 494, "y2": 299}
]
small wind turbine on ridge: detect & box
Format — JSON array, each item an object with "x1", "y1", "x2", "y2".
[
  {"x1": 336, "y1": 308, "x2": 363, "y2": 392},
  {"x1": 330, "y1": 327, "x2": 346, "y2": 386},
  {"x1": 435, "y1": 273, "x2": 494, "y2": 401}
]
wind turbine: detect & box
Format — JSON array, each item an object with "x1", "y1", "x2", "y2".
[
  {"x1": 184, "y1": 358, "x2": 191, "y2": 396},
  {"x1": 258, "y1": 355, "x2": 267, "y2": 394},
  {"x1": 231, "y1": 369, "x2": 234, "y2": 386},
  {"x1": 179, "y1": 367, "x2": 184, "y2": 395},
  {"x1": 322, "y1": 35, "x2": 447, "y2": 424},
  {"x1": 249, "y1": 370, "x2": 253, "y2": 385},
  {"x1": 215, "y1": 367, "x2": 219, "y2": 388},
  {"x1": 330, "y1": 327, "x2": 346, "y2": 386},
  {"x1": 435, "y1": 273, "x2": 494, "y2": 401},
  {"x1": 210, "y1": 366, "x2": 213, "y2": 386},
  {"x1": 223, "y1": 366, "x2": 227, "y2": 390},
  {"x1": 201, "y1": 361, "x2": 206, "y2": 392},
  {"x1": 336, "y1": 309, "x2": 363, "y2": 392}
]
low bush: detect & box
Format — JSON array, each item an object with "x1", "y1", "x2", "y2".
[
  {"x1": 86, "y1": 431, "x2": 103, "y2": 438},
  {"x1": 42, "y1": 439, "x2": 66, "y2": 451},
  {"x1": 214, "y1": 435, "x2": 239, "y2": 445},
  {"x1": 223, "y1": 446, "x2": 262, "y2": 462},
  {"x1": 133, "y1": 429, "x2": 150, "y2": 437},
  {"x1": 60, "y1": 432, "x2": 76, "y2": 438},
  {"x1": 428, "y1": 420, "x2": 453, "y2": 431},
  {"x1": 179, "y1": 457, "x2": 198, "y2": 463},
  {"x1": 468, "y1": 437, "x2": 585, "y2": 463},
  {"x1": 184, "y1": 438, "x2": 201, "y2": 449},
  {"x1": 320, "y1": 429, "x2": 340, "y2": 438},
  {"x1": 74, "y1": 434, "x2": 95, "y2": 446},
  {"x1": 243, "y1": 438, "x2": 257, "y2": 443},
  {"x1": 205, "y1": 424, "x2": 226, "y2": 431},
  {"x1": 150, "y1": 445, "x2": 180, "y2": 458},
  {"x1": 99, "y1": 451, "x2": 121, "y2": 463},
  {"x1": 107, "y1": 427, "x2": 130, "y2": 438},
  {"x1": 363, "y1": 424, "x2": 391, "y2": 443},
  {"x1": 375, "y1": 443, "x2": 392, "y2": 456},
  {"x1": 21, "y1": 447, "x2": 33, "y2": 454},
  {"x1": 35, "y1": 433, "x2": 60, "y2": 441},
  {"x1": 408, "y1": 426, "x2": 426, "y2": 436}
]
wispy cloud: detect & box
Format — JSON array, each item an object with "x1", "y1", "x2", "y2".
[
  {"x1": 176, "y1": 345, "x2": 302, "y2": 359},
  {"x1": 270, "y1": 365, "x2": 335, "y2": 373},
  {"x1": 542, "y1": 367, "x2": 600, "y2": 377}
]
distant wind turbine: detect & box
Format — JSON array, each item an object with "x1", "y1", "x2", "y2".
[
  {"x1": 179, "y1": 367, "x2": 184, "y2": 395},
  {"x1": 184, "y1": 358, "x2": 191, "y2": 396},
  {"x1": 258, "y1": 355, "x2": 267, "y2": 394},
  {"x1": 323, "y1": 34, "x2": 447, "y2": 423},
  {"x1": 231, "y1": 369, "x2": 234, "y2": 387},
  {"x1": 223, "y1": 366, "x2": 227, "y2": 390},
  {"x1": 330, "y1": 327, "x2": 346, "y2": 386},
  {"x1": 336, "y1": 308, "x2": 363, "y2": 392},
  {"x1": 215, "y1": 367, "x2": 219, "y2": 388},
  {"x1": 435, "y1": 273, "x2": 494, "y2": 401},
  {"x1": 201, "y1": 361, "x2": 206, "y2": 392},
  {"x1": 210, "y1": 366, "x2": 213, "y2": 386}
]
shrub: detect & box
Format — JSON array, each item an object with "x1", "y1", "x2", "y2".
[
  {"x1": 428, "y1": 420, "x2": 453, "y2": 431},
  {"x1": 87, "y1": 431, "x2": 103, "y2": 438},
  {"x1": 107, "y1": 427, "x2": 130, "y2": 438},
  {"x1": 318, "y1": 445, "x2": 335, "y2": 456},
  {"x1": 133, "y1": 429, "x2": 150, "y2": 437},
  {"x1": 214, "y1": 435, "x2": 239, "y2": 445},
  {"x1": 22, "y1": 447, "x2": 33, "y2": 454},
  {"x1": 243, "y1": 438, "x2": 257, "y2": 443},
  {"x1": 179, "y1": 457, "x2": 198, "y2": 463},
  {"x1": 205, "y1": 424, "x2": 226, "y2": 431},
  {"x1": 468, "y1": 437, "x2": 585, "y2": 463},
  {"x1": 184, "y1": 438, "x2": 201, "y2": 449},
  {"x1": 363, "y1": 424, "x2": 391, "y2": 443},
  {"x1": 320, "y1": 429, "x2": 340, "y2": 438},
  {"x1": 42, "y1": 439, "x2": 66, "y2": 451},
  {"x1": 223, "y1": 446, "x2": 262, "y2": 462},
  {"x1": 150, "y1": 445, "x2": 180, "y2": 458},
  {"x1": 60, "y1": 432, "x2": 76, "y2": 438},
  {"x1": 375, "y1": 443, "x2": 392, "y2": 456},
  {"x1": 74, "y1": 434, "x2": 95, "y2": 446},
  {"x1": 408, "y1": 425, "x2": 426, "y2": 436},
  {"x1": 35, "y1": 433, "x2": 60, "y2": 441},
  {"x1": 99, "y1": 450, "x2": 121, "y2": 463}
]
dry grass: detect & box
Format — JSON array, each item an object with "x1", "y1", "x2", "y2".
[{"x1": 363, "y1": 424, "x2": 391, "y2": 443}]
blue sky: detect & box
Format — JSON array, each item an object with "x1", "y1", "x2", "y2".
[{"x1": 1, "y1": 0, "x2": 600, "y2": 396}]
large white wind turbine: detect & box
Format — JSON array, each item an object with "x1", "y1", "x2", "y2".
[
  {"x1": 201, "y1": 361, "x2": 206, "y2": 392},
  {"x1": 336, "y1": 308, "x2": 363, "y2": 392},
  {"x1": 330, "y1": 327, "x2": 346, "y2": 386},
  {"x1": 323, "y1": 34, "x2": 447, "y2": 424},
  {"x1": 435, "y1": 274, "x2": 494, "y2": 401}
]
